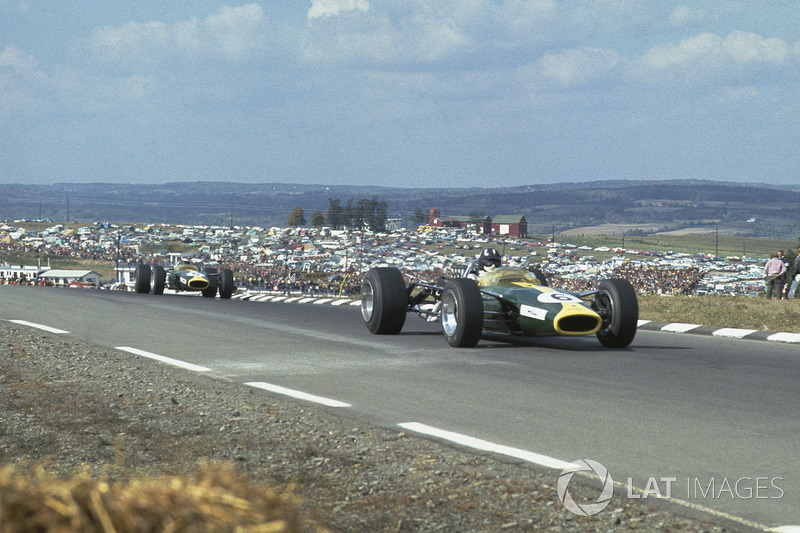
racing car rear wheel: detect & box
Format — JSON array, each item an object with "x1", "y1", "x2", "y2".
[
  {"x1": 361, "y1": 267, "x2": 407, "y2": 335},
  {"x1": 441, "y1": 278, "x2": 483, "y2": 348},
  {"x1": 151, "y1": 265, "x2": 166, "y2": 295},
  {"x1": 134, "y1": 264, "x2": 151, "y2": 294},
  {"x1": 593, "y1": 279, "x2": 638, "y2": 348},
  {"x1": 219, "y1": 269, "x2": 234, "y2": 299}
]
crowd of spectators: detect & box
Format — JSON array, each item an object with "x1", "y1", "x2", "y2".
[
  {"x1": 224, "y1": 261, "x2": 363, "y2": 296},
  {"x1": 545, "y1": 263, "x2": 702, "y2": 295},
  {"x1": 0, "y1": 273, "x2": 36, "y2": 285},
  {"x1": 0, "y1": 224, "x2": 707, "y2": 296},
  {"x1": 1, "y1": 235, "x2": 137, "y2": 264},
  {"x1": 612, "y1": 263, "x2": 702, "y2": 295}
]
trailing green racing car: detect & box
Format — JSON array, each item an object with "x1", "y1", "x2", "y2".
[{"x1": 133, "y1": 262, "x2": 235, "y2": 299}]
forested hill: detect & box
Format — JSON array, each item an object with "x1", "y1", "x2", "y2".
[{"x1": 1, "y1": 180, "x2": 798, "y2": 238}]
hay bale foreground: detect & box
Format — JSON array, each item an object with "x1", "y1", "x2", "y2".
[{"x1": 0, "y1": 463, "x2": 312, "y2": 532}]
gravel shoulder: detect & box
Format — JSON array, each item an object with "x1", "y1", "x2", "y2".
[{"x1": 0, "y1": 321, "x2": 760, "y2": 532}]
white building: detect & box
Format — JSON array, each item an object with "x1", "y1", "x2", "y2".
[
  {"x1": 38, "y1": 269, "x2": 101, "y2": 287},
  {"x1": 0, "y1": 263, "x2": 47, "y2": 283}
]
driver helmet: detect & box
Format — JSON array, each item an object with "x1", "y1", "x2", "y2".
[{"x1": 478, "y1": 248, "x2": 502, "y2": 271}]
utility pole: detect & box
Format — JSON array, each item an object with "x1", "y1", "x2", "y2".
[{"x1": 115, "y1": 230, "x2": 121, "y2": 283}]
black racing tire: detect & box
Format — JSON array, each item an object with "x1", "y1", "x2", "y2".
[
  {"x1": 594, "y1": 278, "x2": 638, "y2": 348},
  {"x1": 151, "y1": 265, "x2": 166, "y2": 295},
  {"x1": 531, "y1": 267, "x2": 548, "y2": 286},
  {"x1": 440, "y1": 278, "x2": 484, "y2": 348},
  {"x1": 361, "y1": 267, "x2": 407, "y2": 335},
  {"x1": 134, "y1": 264, "x2": 151, "y2": 294},
  {"x1": 201, "y1": 285, "x2": 217, "y2": 298},
  {"x1": 219, "y1": 269, "x2": 234, "y2": 299}
]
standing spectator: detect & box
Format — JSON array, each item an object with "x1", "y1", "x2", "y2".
[
  {"x1": 787, "y1": 247, "x2": 800, "y2": 299},
  {"x1": 764, "y1": 252, "x2": 787, "y2": 299},
  {"x1": 777, "y1": 249, "x2": 789, "y2": 299}
]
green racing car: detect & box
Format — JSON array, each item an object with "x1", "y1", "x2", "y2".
[
  {"x1": 133, "y1": 262, "x2": 235, "y2": 299},
  {"x1": 361, "y1": 266, "x2": 638, "y2": 348}
]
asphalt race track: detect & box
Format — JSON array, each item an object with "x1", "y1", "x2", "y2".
[{"x1": 2, "y1": 286, "x2": 799, "y2": 530}]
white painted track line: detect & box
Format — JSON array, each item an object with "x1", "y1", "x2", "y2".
[
  {"x1": 399, "y1": 422, "x2": 573, "y2": 470},
  {"x1": 661, "y1": 323, "x2": 702, "y2": 333},
  {"x1": 767, "y1": 332, "x2": 800, "y2": 343},
  {"x1": 8, "y1": 320, "x2": 69, "y2": 334},
  {"x1": 116, "y1": 346, "x2": 212, "y2": 372},
  {"x1": 712, "y1": 328, "x2": 757, "y2": 338},
  {"x1": 246, "y1": 381, "x2": 351, "y2": 408}
]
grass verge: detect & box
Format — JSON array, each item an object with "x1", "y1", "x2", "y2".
[{"x1": 639, "y1": 295, "x2": 800, "y2": 333}]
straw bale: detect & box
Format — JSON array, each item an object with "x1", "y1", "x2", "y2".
[{"x1": 0, "y1": 463, "x2": 308, "y2": 533}]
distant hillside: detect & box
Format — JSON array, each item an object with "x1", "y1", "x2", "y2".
[{"x1": 1, "y1": 180, "x2": 798, "y2": 238}]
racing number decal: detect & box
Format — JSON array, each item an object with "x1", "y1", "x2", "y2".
[
  {"x1": 520, "y1": 305, "x2": 548, "y2": 321},
  {"x1": 537, "y1": 292, "x2": 583, "y2": 304}
]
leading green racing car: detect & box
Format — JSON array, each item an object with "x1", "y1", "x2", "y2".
[{"x1": 361, "y1": 266, "x2": 638, "y2": 348}]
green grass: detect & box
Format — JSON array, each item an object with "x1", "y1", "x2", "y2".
[
  {"x1": 639, "y1": 295, "x2": 800, "y2": 333},
  {"x1": 526, "y1": 232, "x2": 794, "y2": 260}
]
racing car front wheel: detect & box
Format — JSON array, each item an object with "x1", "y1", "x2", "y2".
[
  {"x1": 441, "y1": 278, "x2": 483, "y2": 348},
  {"x1": 593, "y1": 279, "x2": 638, "y2": 348},
  {"x1": 134, "y1": 264, "x2": 151, "y2": 294},
  {"x1": 219, "y1": 269, "x2": 234, "y2": 299},
  {"x1": 362, "y1": 267, "x2": 407, "y2": 335}
]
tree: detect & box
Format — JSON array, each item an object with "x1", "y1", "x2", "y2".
[
  {"x1": 344, "y1": 199, "x2": 358, "y2": 229},
  {"x1": 310, "y1": 211, "x2": 325, "y2": 228},
  {"x1": 327, "y1": 197, "x2": 388, "y2": 231},
  {"x1": 352, "y1": 197, "x2": 387, "y2": 232},
  {"x1": 411, "y1": 207, "x2": 427, "y2": 228},
  {"x1": 287, "y1": 206, "x2": 306, "y2": 227},
  {"x1": 326, "y1": 199, "x2": 345, "y2": 229},
  {"x1": 467, "y1": 211, "x2": 484, "y2": 224},
  {"x1": 364, "y1": 197, "x2": 388, "y2": 232}
]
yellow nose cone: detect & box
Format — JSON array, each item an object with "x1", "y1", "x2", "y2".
[{"x1": 187, "y1": 276, "x2": 209, "y2": 290}]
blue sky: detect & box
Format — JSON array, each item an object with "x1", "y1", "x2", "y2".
[{"x1": 1, "y1": 1, "x2": 798, "y2": 188}]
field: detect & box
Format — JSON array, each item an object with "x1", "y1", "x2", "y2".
[{"x1": 524, "y1": 232, "x2": 792, "y2": 260}]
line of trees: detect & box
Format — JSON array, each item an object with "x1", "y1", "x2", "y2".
[{"x1": 286, "y1": 197, "x2": 391, "y2": 232}]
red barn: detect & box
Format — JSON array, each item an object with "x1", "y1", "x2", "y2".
[{"x1": 490, "y1": 215, "x2": 527, "y2": 238}]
